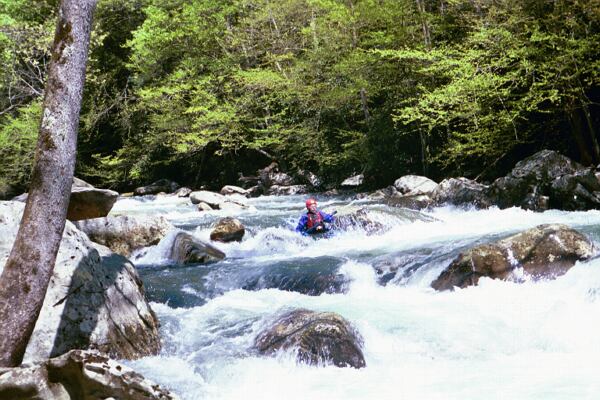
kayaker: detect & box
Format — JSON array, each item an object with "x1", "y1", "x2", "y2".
[{"x1": 295, "y1": 198, "x2": 336, "y2": 235}]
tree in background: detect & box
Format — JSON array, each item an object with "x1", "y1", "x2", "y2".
[{"x1": 0, "y1": 0, "x2": 97, "y2": 367}]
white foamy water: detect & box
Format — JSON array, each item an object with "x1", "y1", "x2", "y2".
[{"x1": 116, "y1": 195, "x2": 600, "y2": 399}]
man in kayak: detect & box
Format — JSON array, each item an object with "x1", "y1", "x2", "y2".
[{"x1": 295, "y1": 198, "x2": 336, "y2": 236}]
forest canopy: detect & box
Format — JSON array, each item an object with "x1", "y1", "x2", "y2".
[{"x1": 1, "y1": 0, "x2": 599, "y2": 193}]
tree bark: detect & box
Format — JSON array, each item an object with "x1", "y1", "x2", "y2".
[{"x1": 0, "y1": 0, "x2": 97, "y2": 367}]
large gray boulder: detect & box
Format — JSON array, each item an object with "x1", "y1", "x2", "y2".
[
  {"x1": 394, "y1": 175, "x2": 437, "y2": 195},
  {"x1": 488, "y1": 150, "x2": 600, "y2": 211},
  {"x1": 431, "y1": 224, "x2": 594, "y2": 291},
  {"x1": 0, "y1": 349, "x2": 177, "y2": 400},
  {"x1": 254, "y1": 309, "x2": 366, "y2": 368},
  {"x1": 74, "y1": 215, "x2": 174, "y2": 257},
  {"x1": 13, "y1": 179, "x2": 119, "y2": 221},
  {"x1": 169, "y1": 232, "x2": 226, "y2": 264},
  {"x1": 0, "y1": 201, "x2": 161, "y2": 362},
  {"x1": 431, "y1": 177, "x2": 491, "y2": 208}
]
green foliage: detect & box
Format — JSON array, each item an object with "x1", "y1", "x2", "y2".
[
  {"x1": 0, "y1": 101, "x2": 40, "y2": 190},
  {"x1": 1, "y1": 0, "x2": 599, "y2": 190}
]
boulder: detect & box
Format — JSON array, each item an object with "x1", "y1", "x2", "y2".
[
  {"x1": 218, "y1": 201, "x2": 248, "y2": 210},
  {"x1": 173, "y1": 187, "x2": 192, "y2": 197},
  {"x1": 266, "y1": 185, "x2": 308, "y2": 196},
  {"x1": 197, "y1": 202, "x2": 213, "y2": 211},
  {"x1": 296, "y1": 169, "x2": 322, "y2": 188},
  {"x1": 340, "y1": 174, "x2": 364, "y2": 188},
  {"x1": 169, "y1": 232, "x2": 225, "y2": 264},
  {"x1": 270, "y1": 172, "x2": 295, "y2": 186},
  {"x1": 394, "y1": 175, "x2": 437, "y2": 195},
  {"x1": 15, "y1": 185, "x2": 119, "y2": 221},
  {"x1": 67, "y1": 187, "x2": 120, "y2": 221},
  {"x1": 189, "y1": 190, "x2": 247, "y2": 209},
  {"x1": 210, "y1": 217, "x2": 245, "y2": 242},
  {"x1": 220, "y1": 185, "x2": 249, "y2": 196},
  {"x1": 0, "y1": 201, "x2": 161, "y2": 362},
  {"x1": 134, "y1": 179, "x2": 180, "y2": 196},
  {"x1": 333, "y1": 208, "x2": 385, "y2": 234},
  {"x1": 74, "y1": 215, "x2": 174, "y2": 257},
  {"x1": 431, "y1": 224, "x2": 594, "y2": 291},
  {"x1": 431, "y1": 177, "x2": 491, "y2": 208},
  {"x1": 190, "y1": 190, "x2": 225, "y2": 206},
  {"x1": 254, "y1": 309, "x2": 365, "y2": 368},
  {"x1": 72, "y1": 177, "x2": 94, "y2": 188},
  {"x1": 488, "y1": 150, "x2": 600, "y2": 211},
  {"x1": 0, "y1": 349, "x2": 177, "y2": 400}
]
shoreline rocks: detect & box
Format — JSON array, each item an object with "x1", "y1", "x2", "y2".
[
  {"x1": 0, "y1": 350, "x2": 177, "y2": 400},
  {"x1": 0, "y1": 201, "x2": 161, "y2": 362}
]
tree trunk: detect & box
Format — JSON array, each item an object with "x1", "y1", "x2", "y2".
[
  {"x1": 0, "y1": 0, "x2": 97, "y2": 367},
  {"x1": 360, "y1": 88, "x2": 370, "y2": 126},
  {"x1": 415, "y1": 0, "x2": 431, "y2": 49}
]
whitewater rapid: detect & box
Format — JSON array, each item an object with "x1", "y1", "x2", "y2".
[{"x1": 111, "y1": 195, "x2": 600, "y2": 400}]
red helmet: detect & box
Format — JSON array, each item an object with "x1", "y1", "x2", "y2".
[{"x1": 305, "y1": 198, "x2": 317, "y2": 209}]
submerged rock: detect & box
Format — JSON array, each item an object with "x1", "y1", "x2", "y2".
[
  {"x1": 241, "y1": 257, "x2": 348, "y2": 295},
  {"x1": 0, "y1": 349, "x2": 177, "y2": 400},
  {"x1": 431, "y1": 224, "x2": 594, "y2": 291},
  {"x1": 254, "y1": 309, "x2": 366, "y2": 368},
  {"x1": 210, "y1": 217, "x2": 245, "y2": 243},
  {"x1": 0, "y1": 201, "x2": 161, "y2": 362},
  {"x1": 169, "y1": 232, "x2": 226, "y2": 264},
  {"x1": 74, "y1": 215, "x2": 174, "y2": 257}
]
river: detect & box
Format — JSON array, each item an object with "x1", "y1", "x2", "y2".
[{"x1": 111, "y1": 194, "x2": 600, "y2": 400}]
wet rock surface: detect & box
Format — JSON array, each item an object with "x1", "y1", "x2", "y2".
[
  {"x1": 169, "y1": 231, "x2": 226, "y2": 264},
  {"x1": 432, "y1": 224, "x2": 595, "y2": 291},
  {"x1": 210, "y1": 217, "x2": 245, "y2": 242},
  {"x1": 254, "y1": 309, "x2": 366, "y2": 368}
]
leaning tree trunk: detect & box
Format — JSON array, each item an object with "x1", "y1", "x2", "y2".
[{"x1": 0, "y1": 0, "x2": 97, "y2": 367}]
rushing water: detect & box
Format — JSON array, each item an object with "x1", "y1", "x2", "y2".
[{"x1": 112, "y1": 194, "x2": 600, "y2": 400}]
